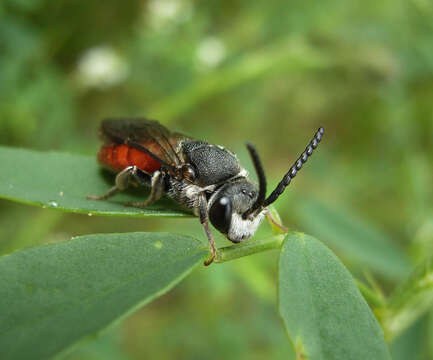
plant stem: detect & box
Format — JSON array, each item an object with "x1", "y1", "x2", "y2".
[
  {"x1": 355, "y1": 280, "x2": 387, "y2": 308},
  {"x1": 214, "y1": 234, "x2": 287, "y2": 263}
]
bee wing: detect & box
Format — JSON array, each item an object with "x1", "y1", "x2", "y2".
[{"x1": 100, "y1": 118, "x2": 188, "y2": 170}]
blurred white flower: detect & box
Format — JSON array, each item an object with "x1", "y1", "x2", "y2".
[
  {"x1": 77, "y1": 46, "x2": 128, "y2": 89},
  {"x1": 146, "y1": 0, "x2": 192, "y2": 28},
  {"x1": 196, "y1": 37, "x2": 226, "y2": 69},
  {"x1": 148, "y1": 0, "x2": 181, "y2": 20}
]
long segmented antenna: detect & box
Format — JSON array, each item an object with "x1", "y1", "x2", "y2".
[
  {"x1": 243, "y1": 143, "x2": 267, "y2": 218},
  {"x1": 263, "y1": 127, "x2": 324, "y2": 207}
]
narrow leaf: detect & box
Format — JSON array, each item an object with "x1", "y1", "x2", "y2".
[
  {"x1": 0, "y1": 232, "x2": 208, "y2": 360},
  {"x1": 382, "y1": 257, "x2": 433, "y2": 341},
  {"x1": 149, "y1": 37, "x2": 330, "y2": 121},
  {"x1": 279, "y1": 233, "x2": 390, "y2": 360},
  {"x1": 298, "y1": 197, "x2": 410, "y2": 281},
  {"x1": 0, "y1": 146, "x2": 190, "y2": 217}
]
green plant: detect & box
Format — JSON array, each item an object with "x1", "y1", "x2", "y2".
[{"x1": 1, "y1": 146, "x2": 432, "y2": 360}]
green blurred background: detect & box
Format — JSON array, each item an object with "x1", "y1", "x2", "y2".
[{"x1": 1, "y1": 0, "x2": 432, "y2": 359}]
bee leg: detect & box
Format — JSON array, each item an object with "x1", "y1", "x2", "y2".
[
  {"x1": 86, "y1": 186, "x2": 119, "y2": 201},
  {"x1": 87, "y1": 166, "x2": 149, "y2": 201},
  {"x1": 199, "y1": 194, "x2": 217, "y2": 266},
  {"x1": 124, "y1": 170, "x2": 164, "y2": 208}
]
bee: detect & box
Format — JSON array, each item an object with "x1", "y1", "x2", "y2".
[{"x1": 87, "y1": 118, "x2": 324, "y2": 265}]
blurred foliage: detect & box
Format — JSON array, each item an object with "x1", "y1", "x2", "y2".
[{"x1": 0, "y1": 0, "x2": 432, "y2": 358}]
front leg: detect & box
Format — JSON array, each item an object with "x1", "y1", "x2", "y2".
[{"x1": 198, "y1": 193, "x2": 217, "y2": 266}]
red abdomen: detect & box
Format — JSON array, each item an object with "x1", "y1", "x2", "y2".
[{"x1": 98, "y1": 143, "x2": 161, "y2": 173}]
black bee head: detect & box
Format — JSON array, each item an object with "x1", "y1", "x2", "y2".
[
  {"x1": 208, "y1": 179, "x2": 265, "y2": 243},
  {"x1": 209, "y1": 127, "x2": 325, "y2": 244}
]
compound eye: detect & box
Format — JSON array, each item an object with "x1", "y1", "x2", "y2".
[
  {"x1": 182, "y1": 165, "x2": 196, "y2": 182},
  {"x1": 209, "y1": 197, "x2": 232, "y2": 235}
]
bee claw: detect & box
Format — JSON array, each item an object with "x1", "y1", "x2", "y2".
[
  {"x1": 86, "y1": 186, "x2": 119, "y2": 201},
  {"x1": 203, "y1": 247, "x2": 217, "y2": 266},
  {"x1": 87, "y1": 194, "x2": 104, "y2": 200}
]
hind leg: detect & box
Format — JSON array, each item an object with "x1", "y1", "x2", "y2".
[
  {"x1": 87, "y1": 166, "x2": 150, "y2": 200},
  {"x1": 123, "y1": 170, "x2": 164, "y2": 208}
]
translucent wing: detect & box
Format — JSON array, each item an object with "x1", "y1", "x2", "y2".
[{"x1": 100, "y1": 118, "x2": 189, "y2": 169}]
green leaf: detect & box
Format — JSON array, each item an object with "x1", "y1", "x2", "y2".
[
  {"x1": 382, "y1": 257, "x2": 433, "y2": 341},
  {"x1": 0, "y1": 146, "x2": 190, "y2": 217},
  {"x1": 297, "y1": 197, "x2": 411, "y2": 281},
  {"x1": 279, "y1": 233, "x2": 390, "y2": 360},
  {"x1": 0, "y1": 232, "x2": 208, "y2": 360}
]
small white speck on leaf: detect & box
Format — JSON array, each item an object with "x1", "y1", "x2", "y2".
[
  {"x1": 154, "y1": 241, "x2": 163, "y2": 249},
  {"x1": 48, "y1": 201, "x2": 58, "y2": 208}
]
